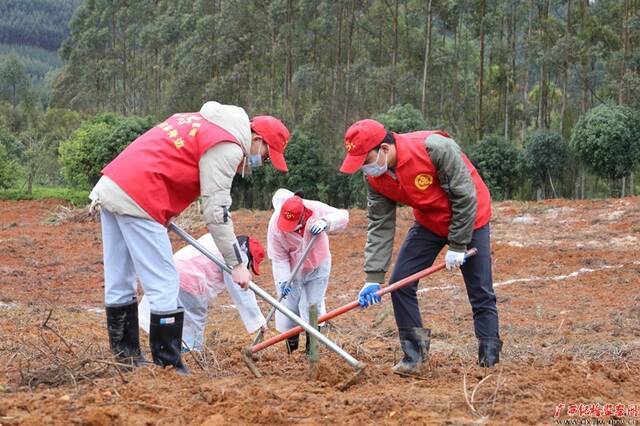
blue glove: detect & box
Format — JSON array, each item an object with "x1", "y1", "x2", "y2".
[
  {"x1": 278, "y1": 281, "x2": 292, "y2": 298},
  {"x1": 309, "y1": 219, "x2": 328, "y2": 235},
  {"x1": 358, "y1": 282, "x2": 382, "y2": 307}
]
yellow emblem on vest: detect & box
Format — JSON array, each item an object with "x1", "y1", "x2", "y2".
[{"x1": 414, "y1": 173, "x2": 433, "y2": 190}]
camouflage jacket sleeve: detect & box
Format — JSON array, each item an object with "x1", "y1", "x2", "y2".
[
  {"x1": 424, "y1": 134, "x2": 477, "y2": 251},
  {"x1": 363, "y1": 177, "x2": 397, "y2": 283}
]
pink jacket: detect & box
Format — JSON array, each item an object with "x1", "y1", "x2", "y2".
[
  {"x1": 267, "y1": 189, "x2": 349, "y2": 283},
  {"x1": 174, "y1": 234, "x2": 225, "y2": 297}
]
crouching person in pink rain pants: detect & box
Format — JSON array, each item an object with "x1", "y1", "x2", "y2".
[
  {"x1": 139, "y1": 233, "x2": 267, "y2": 352},
  {"x1": 267, "y1": 189, "x2": 349, "y2": 354}
]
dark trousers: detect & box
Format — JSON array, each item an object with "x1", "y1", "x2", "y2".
[{"x1": 389, "y1": 223, "x2": 499, "y2": 339}]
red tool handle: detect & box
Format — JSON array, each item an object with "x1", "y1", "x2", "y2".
[{"x1": 250, "y1": 248, "x2": 478, "y2": 353}]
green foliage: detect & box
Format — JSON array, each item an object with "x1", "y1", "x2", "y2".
[
  {"x1": 570, "y1": 104, "x2": 640, "y2": 181},
  {"x1": 0, "y1": 53, "x2": 31, "y2": 109},
  {"x1": 0, "y1": 186, "x2": 89, "y2": 206},
  {"x1": 469, "y1": 135, "x2": 520, "y2": 200},
  {"x1": 374, "y1": 104, "x2": 428, "y2": 133},
  {"x1": 0, "y1": 143, "x2": 19, "y2": 188},
  {"x1": 59, "y1": 114, "x2": 155, "y2": 188},
  {"x1": 0, "y1": 125, "x2": 23, "y2": 159},
  {"x1": 522, "y1": 130, "x2": 570, "y2": 186}
]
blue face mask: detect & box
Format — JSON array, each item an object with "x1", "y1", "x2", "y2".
[
  {"x1": 249, "y1": 154, "x2": 263, "y2": 168},
  {"x1": 361, "y1": 150, "x2": 388, "y2": 177},
  {"x1": 249, "y1": 141, "x2": 264, "y2": 168}
]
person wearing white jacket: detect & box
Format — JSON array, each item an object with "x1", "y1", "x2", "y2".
[
  {"x1": 138, "y1": 233, "x2": 267, "y2": 352},
  {"x1": 90, "y1": 101, "x2": 290, "y2": 374},
  {"x1": 267, "y1": 189, "x2": 349, "y2": 353}
]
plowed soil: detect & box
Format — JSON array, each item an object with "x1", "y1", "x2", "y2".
[{"x1": 1, "y1": 197, "x2": 639, "y2": 425}]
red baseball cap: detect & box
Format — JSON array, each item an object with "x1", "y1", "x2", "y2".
[
  {"x1": 237, "y1": 235, "x2": 265, "y2": 275},
  {"x1": 277, "y1": 196, "x2": 311, "y2": 232},
  {"x1": 340, "y1": 119, "x2": 388, "y2": 174},
  {"x1": 251, "y1": 115, "x2": 291, "y2": 172}
]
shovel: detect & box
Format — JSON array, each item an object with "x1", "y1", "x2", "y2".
[
  {"x1": 252, "y1": 233, "x2": 320, "y2": 346},
  {"x1": 168, "y1": 223, "x2": 365, "y2": 382}
]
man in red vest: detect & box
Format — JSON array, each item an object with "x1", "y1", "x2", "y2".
[
  {"x1": 340, "y1": 119, "x2": 501, "y2": 376},
  {"x1": 89, "y1": 101, "x2": 290, "y2": 374}
]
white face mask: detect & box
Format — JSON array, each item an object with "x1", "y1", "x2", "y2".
[{"x1": 361, "y1": 149, "x2": 388, "y2": 177}]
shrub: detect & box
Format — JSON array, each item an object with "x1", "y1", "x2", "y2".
[
  {"x1": 374, "y1": 104, "x2": 427, "y2": 133},
  {"x1": 469, "y1": 135, "x2": 520, "y2": 200},
  {"x1": 570, "y1": 104, "x2": 640, "y2": 181},
  {"x1": 59, "y1": 113, "x2": 155, "y2": 188},
  {"x1": 522, "y1": 130, "x2": 570, "y2": 196},
  {"x1": 0, "y1": 143, "x2": 19, "y2": 188}
]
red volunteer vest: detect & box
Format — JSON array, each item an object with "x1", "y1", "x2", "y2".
[
  {"x1": 366, "y1": 131, "x2": 491, "y2": 238},
  {"x1": 102, "y1": 112, "x2": 242, "y2": 225}
]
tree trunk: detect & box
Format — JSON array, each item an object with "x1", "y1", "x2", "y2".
[
  {"x1": 343, "y1": 0, "x2": 356, "y2": 128},
  {"x1": 390, "y1": 0, "x2": 399, "y2": 105},
  {"x1": 522, "y1": 0, "x2": 534, "y2": 141},
  {"x1": 503, "y1": 8, "x2": 509, "y2": 140},
  {"x1": 630, "y1": 172, "x2": 635, "y2": 196},
  {"x1": 477, "y1": 0, "x2": 485, "y2": 142},
  {"x1": 270, "y1": 26, "x2": 276, "y2": 110},
  {"x1": 548, "y1": 172, "x2": 558, "y2": 198},
  {"x1": 332, "y1": 2, "x2": 344, "y2": 101},
  {"x1": 561, "y1": 0, "x2": 571, "y2": 136},
  {"x1": 284, "y1": 0, "x2": 294, "y2": 104},
  {"x1": 420, "y1": 0, "x2": 433, "y2": 117},
  {"x1": 27, "y1": 168, "x2": 33, "y2": 196},
  {"x1": 580, "y1": 0, "x2": 589, "y2": 113},
  {"x1": 440, "y1": 32, "x2": 445, "y2": 118},
  {"x1": 619, "y1": 0, "x2": 629, "y2": 105},
  {"x1": 452, "y1": 9, "x2": 461, "y2": 125},
  {"x1": 537, "y1": 0, "x2": 550, "y2": 129},
  {"x1": 622, "y1": 176, "x2": 626, "y2": 197}
]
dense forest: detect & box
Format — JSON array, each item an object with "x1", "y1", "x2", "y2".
[
  {"x1": 0, "y1": 0, "x2": 81, "y2": 103},
  {"x1": 1, "y1": 0, "x2": 640, "y2": 208},
  {"x1": 0, "y1": 0, "x2": 81, "y2": 51}
]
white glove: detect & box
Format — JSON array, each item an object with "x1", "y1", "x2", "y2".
[
  {"x1": 88, "y1": 199, "x2": 101, "y2": 214},
  {"x1": 309, "y1": 219, "x2": 328, "y2": 235},
  {"x1": 444, "y1": 249, "x2": 466, "y2": 271}
]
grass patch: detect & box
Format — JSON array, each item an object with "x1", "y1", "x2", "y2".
[{"x1": 0, "y1": 186, "x2": 90, "y2": 206}]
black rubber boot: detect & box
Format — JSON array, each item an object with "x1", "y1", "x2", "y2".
[
  {"x1": 392, "y1": 327, "x2": 431, "y2": 376},
  {"x1": 478, "y1": 337, "x2": 503, "y2": 368},
  {"x1": 105, "y1": 300, "x2": 148, "y2": 367},
  {"x1": 149, "y1": 309, "x2": 189, "y2": 375},
  {"x1": 286, "y1": 334, "x2": 299, "y2": 354}
]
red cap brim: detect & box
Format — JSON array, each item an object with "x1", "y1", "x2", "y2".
[
  {"x1": 269, "y1": 148, "x2": 288, "y2": 172},
  {"x1": 339, "y1": 153, "x2": 368, "y2": 174},
  {"x1": 277, "y1": 213, "x2": 298, "y2": 232},
  {"x1": 250, "y1": 259, "x2": 260, "y2": 275}
]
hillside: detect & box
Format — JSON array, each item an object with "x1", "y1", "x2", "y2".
[{"x1": 0, "y1": 0, "x2": 81, "y2": 80}]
